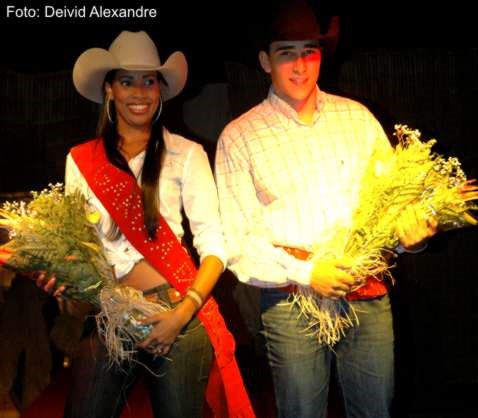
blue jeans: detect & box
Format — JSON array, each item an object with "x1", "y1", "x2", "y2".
[
  {"x1": 64, "y1": 287, "x2": 213, "y2": 418},
  {"x1": 261, "y1": 289, "x2": 394, "y2": 418}
]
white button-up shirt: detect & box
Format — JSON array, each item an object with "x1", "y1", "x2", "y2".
[
  {"x1": 66, "y1": 128, "x2": 227, "y2": 279},
  {"x1": 215, "y1": 88, "x2": 392, "y2": 287}
]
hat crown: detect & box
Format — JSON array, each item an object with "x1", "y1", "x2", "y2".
[
  {"x1": 109, "y1": 31, "x2": 161, "y2": 69},
  {"x1": 268, "y1": 0, "x2": 322, "y2": 42}
]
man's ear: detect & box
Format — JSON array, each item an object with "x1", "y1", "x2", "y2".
[{"x1": 258, "y1": 51, "x2": 272, "y2": 74}]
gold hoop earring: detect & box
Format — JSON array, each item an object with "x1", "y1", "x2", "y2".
[
  {"x1": 153, "y1": 98, "x2": 163, "y2": 124},
  {"x1": 106, "y1": 97, "x2": 114, "y2": 124}
]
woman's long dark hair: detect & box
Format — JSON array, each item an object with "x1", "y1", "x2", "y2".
[{"x1": 99, "y1": 70, "x2": 166, "y2": 240}]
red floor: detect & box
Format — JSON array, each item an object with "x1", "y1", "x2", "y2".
[
  {"x1": 19, "y1": 357, "x2": 345, "y2": 418},
  {"x1": 20, "y1": 368, "x2": 154, "y2": 418},
  {"x1": 19, "y1": 354, "x2": 278, "y2": 418}
]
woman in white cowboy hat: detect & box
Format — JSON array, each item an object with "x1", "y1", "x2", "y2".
[{"x1": 45, "y1": 30, "x2": 255, "y2": 418}]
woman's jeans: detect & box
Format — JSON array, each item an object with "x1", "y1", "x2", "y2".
[
  {"x1": 261, "y1": 289, "x2": 394, "y2": 418},
  {"x1": 64, "y1": 285, "x2": 213, "y2": 418}
]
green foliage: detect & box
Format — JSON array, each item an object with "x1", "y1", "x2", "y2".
[{"x1": 0, "y1": 184, "x2": 114, "y2": 305}]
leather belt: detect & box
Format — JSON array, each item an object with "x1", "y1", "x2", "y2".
[
  {"x1": 263, "y1": 284, "x2": 298, "y2": 293},
  {"x1": 143, "y1": 283, "x2": 183, "y2": 307},
  {"x1": 276, "y1": 245, "x2": 388, "y2": 300}
]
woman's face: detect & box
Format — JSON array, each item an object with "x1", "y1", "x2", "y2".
[{"x1": 105, "y1": 70, "x2": 161, "y2": 131}]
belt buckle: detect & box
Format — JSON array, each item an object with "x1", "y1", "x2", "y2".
[
  {"x1": 144, "y1": 292, "x2": 159, "y2": 303},
  {"x1": 143, "y1": 286, "x2": 182, "y2": 305},
  {"x1": 167, "y1": 287, "x2": 182, "y2": 304}
]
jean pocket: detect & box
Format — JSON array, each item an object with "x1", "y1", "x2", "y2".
[{"x1": 181, "y1": 316, "x2": 202, "y2": 335}]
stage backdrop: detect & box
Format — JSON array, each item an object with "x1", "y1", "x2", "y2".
[{"x1": 0, "y1": 47, "x2": 477, "y2": 417}]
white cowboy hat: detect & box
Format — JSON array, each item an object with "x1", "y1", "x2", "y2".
[{"x1": 73, "y1": 30, "x2": 187, "y2": 103}]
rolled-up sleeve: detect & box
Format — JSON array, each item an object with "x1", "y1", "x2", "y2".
[{"x1": 215, "y1": 132, "x2": 313, "y2": 287}]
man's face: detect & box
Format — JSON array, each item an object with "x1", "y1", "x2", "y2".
[{"x1": 259, "y1": 40, "x2": 322, "y2": 110}]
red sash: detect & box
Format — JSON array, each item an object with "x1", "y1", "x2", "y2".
[{"x1": 71, "y1": 138, "x2": 255, "y2": 418}]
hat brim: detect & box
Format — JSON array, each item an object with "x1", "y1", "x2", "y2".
[
  {"x1": 73, "y1": 48, "x2": 188, "y2": 103},
  {"x1": 159, "y1": 51, "x2": 188, "y2": 102}
]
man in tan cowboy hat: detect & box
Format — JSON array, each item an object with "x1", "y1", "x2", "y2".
[{"x1": 215, "y1": 1, "x2": 437, "y2": 417}]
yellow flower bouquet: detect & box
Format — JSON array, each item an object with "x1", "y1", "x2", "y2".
[
  {"x1": 296, "y1": 125, "x2": 478, "y2": 345},
  {"x1": 0, "y1": 184, "x2": 167, "y2": 364}
]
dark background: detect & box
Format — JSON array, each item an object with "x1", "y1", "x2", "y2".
[
  {"x1": 2, "y1": 1, "x2": 478, "y2": 76},
  {"x1": 1, "y1": 1, "x2": 478, "y2": 417}
]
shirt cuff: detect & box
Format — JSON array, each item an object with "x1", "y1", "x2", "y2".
[
  {"x1": 114, "y1": 259, "x2": 137, "y2": 280},
  {"x1": 113, "y1": 254, "x2": 144, "y2": 279},
  {"x1": 395, "y1": 242, "x2": 428, "y2": 254},
  {"x1": 289, "y1": 259, "x2": 313, "y2": 286}
]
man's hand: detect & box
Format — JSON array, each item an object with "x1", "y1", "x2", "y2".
[
  {"x1": 310, "y1": 256, "x2": 357, "y2": 299},
  {"x1": 396, "y1": 204, "x2": 438, "y2": 251}
]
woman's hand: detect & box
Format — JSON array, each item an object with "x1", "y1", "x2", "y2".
[
  {"x1": 34, "y1": 272, "x2": 66, "y2": 298},
  {"x1": 137, "y1": 255, "x2": 223, "y2": 355},
  {"x1": 137, "y1": 299, "x2": 196, "y2": 355}
]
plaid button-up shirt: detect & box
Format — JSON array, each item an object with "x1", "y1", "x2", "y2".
[{"x1": 215, "y1": 87, "x2": 392, "y2": 287}]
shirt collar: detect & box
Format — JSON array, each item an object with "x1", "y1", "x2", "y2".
[{"x1": 268, "y1": 85, "x2": 324, "y2": 125}]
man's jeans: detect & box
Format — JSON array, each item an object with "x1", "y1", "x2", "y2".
[
  {"x1": 64, "y1": 315, "x2": 213, "y2": 418},
  {"x1": 261, "y1": 289, "x2": 394, "y2": 418}
]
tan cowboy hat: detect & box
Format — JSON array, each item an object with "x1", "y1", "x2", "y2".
[{"x1": 73, "y1": 30, "x2": 188, "y2": 103}]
